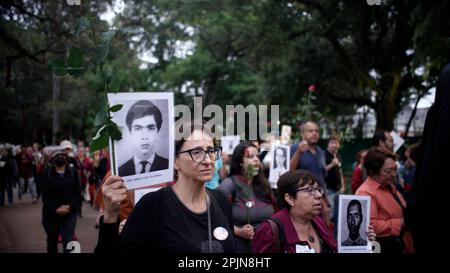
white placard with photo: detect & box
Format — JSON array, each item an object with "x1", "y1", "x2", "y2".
[
  {"x1": 107, "y1": 92, "x2": 174, "y2": 190},
  {"x1": 268, "y1": 144, "x2": 290, "y2": 188},
  {"x1": 280, "y1": 125, "x2": 292, "y2": 145},
  {"x1": 390, "y1": 131, "x2": 405, "y2": 153},
  {"x1": 338, "y1": 195, "x2": 371, "y2": 253},
  {"x1": 221, "y1": 135, "x2": 240, "y2": 155}
]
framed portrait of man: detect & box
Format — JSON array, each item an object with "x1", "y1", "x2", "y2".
[
  {"x1": 221, "y1": 135, "x2": 240, "y2": 155},
  {"x1": 268, "y1": 144, "x2": 290, "y2": 188},
  {"x1": 107, "y1": 92, "x2": 174, "y2": 190},
  {"x1": 338, "y1": 195, "x2": 371, "y2": 253}
]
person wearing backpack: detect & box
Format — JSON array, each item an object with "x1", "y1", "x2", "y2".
[{"x1": 253, "y1": 170, "x2": 376, "y2": 253}]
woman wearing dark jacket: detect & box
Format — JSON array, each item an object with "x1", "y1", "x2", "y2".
[
  {"x1": 41, "y1": 149, "x2": 81, "y2": 253},
  {"x1": 95, "y1": 123, "x2": 236, "y2": 253}
]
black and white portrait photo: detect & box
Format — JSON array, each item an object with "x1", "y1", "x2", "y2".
[
  {"x1": 108, "y1": 92, "x2": 174, "y2": 190},
  {"x1": 269, "y1": 144, "x2": 290, "y2": 187},
  {"x1": 221, "y1": 135, "x2": 240, "y2": 155},
  {"x1": 338, "y1": 195, "x2": 371, "y2": 253}
]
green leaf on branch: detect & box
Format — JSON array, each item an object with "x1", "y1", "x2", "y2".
[
  {"x1": 48, "y1": 58, "x2": 66, "y2": 76},
  {"x1": 75, "y1": 16, "x2": 93, "y2": 37},
  {"x1": 94, "y1": 111, "x2": 106, "y2": 126},
  {"x1": 100, "y1": 30, "x2": 117, "y2": 42},
  {"x1": 91, "y1": 125, "x2": 109, "y2": 152},
  {"x1": 66, "y1": 67, "x2": 86, "y2": 77},
  {"x1": 118, "y1": 27, "x2": 140, "y2": 34},
  {"x1": 95, "y1": 30, "x2": 117, "y2": 64},
  {"x1": 95, "y1": 43, "x2": 110, "y2": 64},
  {"x1": 109, "y1": 104, "x2": 123, "y2": 112},
  {"x1": 107, "y1": 123, "x2": 123, "y2": 141},
  {"x1": 68, "y1": 47, "x2": 83, "y2": 68},
  {"x1": 67, "y1": 47, "x2": 86, "y2": 76}
]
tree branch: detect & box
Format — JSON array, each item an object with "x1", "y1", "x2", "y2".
[
  {"x1": 0, "y1": 24, "x2": 41, "y2": 63},
  {"x1": 4, "y1": 1, "x2": 57, "y2": 24},
  {"x1": 327, "y1": 91, "x2": 376, "y2": 109}
]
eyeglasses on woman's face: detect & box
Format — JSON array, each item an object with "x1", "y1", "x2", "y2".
[
  {"x1": 177, "y1": 147, "x2": 222, "y2": 163},
  {"x1": 295, "y1": 185, "x2": 324, "y2": 196}
]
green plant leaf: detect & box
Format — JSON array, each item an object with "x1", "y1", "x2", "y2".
[
  {"x1": 118, "y1": 27, "x2": 139, "y2": 34},
  {"x1": 66, "y1": 67, "x2": 86, "y2": 77},
  {"x1": 95, "y1": 30, "x2": 117, "y2": 64},
  {"x1": 109, "y1": 104, "x2": 123, "y2": 112},
  {"x1": 48, "y1": 58, "x2": 66, "y2": 76},
  {"x1": 68, "y1": 47, "x2": 83, "y2": 68},
  {"x1": 94, "y1": 112, "x2": 106, "y2": 126},
  {"x1": 91, "y1": 125, "x2": 109, "y2": 151},
  {"x1": 108, "y1": 124, "x2": 123, "y2": 141},
  {"x1": 95, "y1": 44, "x2": 110, "y2": 64},
  {"x1": 100, "y1": 30, "x2": 117, "y2": 42},
  {"x1": 75, "y1": 16, "x2": 92, "y2": 37}
]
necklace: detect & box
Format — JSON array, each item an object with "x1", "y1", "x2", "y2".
[{"x1": 295, "y1": 222, "x2": 315, "y2": 243}]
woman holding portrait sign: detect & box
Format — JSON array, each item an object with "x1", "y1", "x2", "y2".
[
  {"x1": 253, "y1": 170, "x2": 376, "y2": 253},
  {"x1": 95, "y1": 122, "x2": 236, "y2": 253}
]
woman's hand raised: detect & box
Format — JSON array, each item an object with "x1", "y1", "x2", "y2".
[{"x1": 102, "y1": 175, "x2": 128, "y2": 224}]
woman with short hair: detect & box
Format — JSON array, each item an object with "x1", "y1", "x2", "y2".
[{"x1": 356, "y1": 146, "x2": 414, "y2": 253}]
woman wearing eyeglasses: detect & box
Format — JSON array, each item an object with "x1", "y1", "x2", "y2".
[
  {"x1": 95, "y1": 123, "x2": 236, "y2": 253},
  {"x1": 356, "y1": 147, "x2": 414, "y2": 253},
  {"x1": 252, "y1": 170, "x2": 335, "y2": 253},
  {"x1": 218, "y1": 142, "x2": 276, "y2": 253},
  {"x1": 253, "y1": 170, "x2": 376, "y2": 253}
]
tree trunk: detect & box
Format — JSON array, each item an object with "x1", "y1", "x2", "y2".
[
  {"x1": 52, "y1": 73, "x2": 61, "y2": 145},
  {"x1": 404, "y1": 90, "x2": 427, "y2": 138},
  {"x1": 374, "y1": 73, "x2": 402, "y2": 131},
  {"x1": 375, "y1": 106, "x2": 395, "y2": 131}
]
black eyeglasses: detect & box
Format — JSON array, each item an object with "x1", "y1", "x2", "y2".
[
  {"x1": 177, "y1": 147, "x2": 222, "y2": 163},
  {"x1": 295, "y1": 185, "x2": 324, "y2": 196}
]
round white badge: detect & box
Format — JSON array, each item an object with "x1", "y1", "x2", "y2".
[{"x1": 213, "y1": 227, "x2": 229, "y2": 241}]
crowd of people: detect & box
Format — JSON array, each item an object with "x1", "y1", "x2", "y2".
[
  {"x1": 0, "y1": 140, "x2": 110, "y2": 252},
  {"x1": 92, "y1": 116, "x2": 424, "y2": 254},
  {"x1": 0, "y1": 123, "x2": 422, "y2": 254},
  {"x1": 3, "y1": 62, "x2": 449, "y2": 254}
]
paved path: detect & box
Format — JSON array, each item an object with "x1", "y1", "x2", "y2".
[{"x1": 0, "y1": 193, "x2": 99, "y2": 253}]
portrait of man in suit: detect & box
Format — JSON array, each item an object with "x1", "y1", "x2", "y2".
[{"x1": 118, "y1": 100, "x2": 169, "y2": 176}]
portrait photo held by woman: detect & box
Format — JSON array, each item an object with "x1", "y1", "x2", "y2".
[
  {"x1": 253, "y1": 170, "x2": 376, "y2": 253},
  {"x1": 95, "y1": 122, "x2": 236, "y2": 253}
]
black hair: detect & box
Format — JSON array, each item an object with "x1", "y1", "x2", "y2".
[
  {"x1": 274, "y1": 147, "x2": 287, "y2": 169},
  {"x1": 229, "y1": 142, "x2": 273, "y2": 204},
  {"x1": 277, "y1": 170, "x2": 320, "y2": 209},
  {"x1": 347, "y1": 199, "x2": 362, "y2": 216},
  {"x1": 363, "y1": 146, "x2": 396, "y2": 176},
  {"x1": 372, "y1": 130, "x2": 388, "y2": 147},
  {"x1": 126, "y1": 100, "x2": 163, "y2": 132}
]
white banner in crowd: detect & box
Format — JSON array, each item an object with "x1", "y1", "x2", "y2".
[{"x1": 390, "y1": 131, "x2": 405, "y2": 153}]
